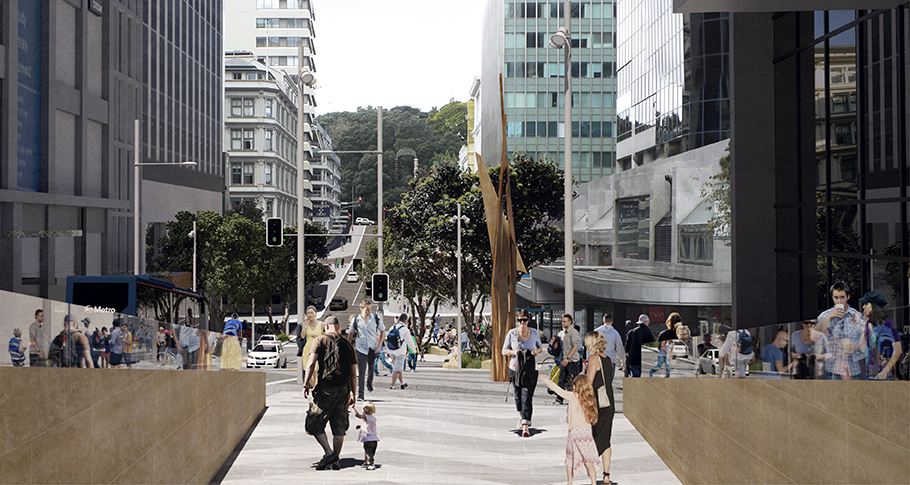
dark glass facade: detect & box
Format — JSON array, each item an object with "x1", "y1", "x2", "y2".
[
  {"x1": 774, "y1": 9, "x2": 909, "y2": 316},
  {"x1": 616, "y1": 1, "x2": 730, "y2": 156}
]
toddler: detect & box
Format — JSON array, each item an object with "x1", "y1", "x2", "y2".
[
  {"x1": 353, "y1": 401, "x2": 379, "y2": 470},
  {"x1": 540, "y1": 374, "x2": 600, "y2": 484}
]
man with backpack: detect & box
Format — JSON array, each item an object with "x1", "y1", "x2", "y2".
[
  {"x1": 594, "y1": 314, "x2": 624, "y2": 382},
  {"x1": 303, "y1": 315, "x2": 357, "y2": 470},
  {"x1": 387, "y1": 314, "x2": 414, "y2": 390},
  {"x1": 347, "y1": 299, "x2": 385, "y2": 401},
  {"x1": 718, "y1": 326, "x2": 755, "y2": 378}
]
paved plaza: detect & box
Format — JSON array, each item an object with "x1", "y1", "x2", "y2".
[{"x1": 213, "y1": 358, "x2": 681, "y2": 485}]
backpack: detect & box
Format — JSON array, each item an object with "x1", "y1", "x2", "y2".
[
  {"x1": 351, "y1": 314, "x2": 380, "y2": 341},
  {"x1": 514, "y1": 349, "x2": 538, "y2": 387},
  {"x1": 386, "y1": 323, "x2": 403, "y2": 351},
  {"x1": 737, "y1": 330, "x2": 754, "y2": 355},
  {"x1": 874, "y1": 326, "x2": 896, "y2": 361},
  {"x1": 547, "y1": 335, "x2": 562, "y2": 358},
  {"x1": 48, "y1": 331, "x2": 79, "y2": 367},
  {"x1": 319, "y1": 334, "x2": 354, "y2": 386}
]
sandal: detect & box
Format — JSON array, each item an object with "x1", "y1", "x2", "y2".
[{"x1": 603, "y1": 472, "x2": 611, "y2": 484}]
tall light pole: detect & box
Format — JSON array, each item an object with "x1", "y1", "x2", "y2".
[
  {"x1": 298, "y1": 43, "x2": 318, "y2": 337},
  {"x1": 133, "y1": 119, "x2": 196, "y2": 276},
  {"x1": 550, "y1": 1, "x2": 573, "y2": 319},
  {"x1": 450, "y1": 203, "x2": 470, "y2": 369}
]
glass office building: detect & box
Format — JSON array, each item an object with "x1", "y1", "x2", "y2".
[
  {"x1": 616, "y1": 0, "x2": 729, "y2": 166},
  {"x1": 483, "y1": 1, "x2": 617, "y2": 182}
]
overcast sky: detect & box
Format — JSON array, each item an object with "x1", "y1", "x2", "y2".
[{"x1": 313, "y1": 0, "x2": 485, "y2": 114}]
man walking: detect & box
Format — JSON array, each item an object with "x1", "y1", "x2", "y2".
[
  {"x1": 347, "y1": 299, "x2": 385, "y2": 400},
  {"x1": 594, "y1": 313, "x2": 624, "y2": 382},
  {"x1": 816, "y1": 281, "x2": 865, "y2": 380},
  {"x1": 304, "y1": 316, "x2": 357, "y2": 470},
  {"x1": 28, "y1": 309, "x2": 49, "y2": 367},
  {"x1": 624, "y1": 314, "x2": 656, "y2": 377},
  {"x1": 555, "y1": 314, "x2": 580, "y2": 404}
]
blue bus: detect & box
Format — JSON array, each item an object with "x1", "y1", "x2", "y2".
[{"x1": 66, "y1": 275, "x2": 205, "y2": 327}]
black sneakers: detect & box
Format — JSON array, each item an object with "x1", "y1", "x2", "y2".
[{"x1": 315, "y1": 451, "x2": 339, "y2": 470}]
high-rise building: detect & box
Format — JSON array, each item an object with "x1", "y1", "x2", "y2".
[
  {"x1": 224, "y1": 53, "x2": 307, "y2": 224},
  {"x1": 673, "y1": 1, "x2": 910, "y2": 329},
  {"x1": 481, "y1": 0, "x2": 617, "y2": 181},
  {"x1": 310, "y1": 124, "x2": 342, "y2": 231},
  {"x1": 223, "y1": 0, "x2": 321, "y2": 227},
  {"x1": 0, "y1": 1, "x2": 223, "y2": 299},
  {"x1": 223, "y1": 0, "x2": 317, "y2": 77}
]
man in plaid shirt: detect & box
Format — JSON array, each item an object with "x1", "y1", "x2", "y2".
[{"x1": 816, "y1": 282, "x2": 866, "y2": 379}]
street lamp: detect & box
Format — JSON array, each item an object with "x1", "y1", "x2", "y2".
[
  {"x1": 133, "y1": 119, "x2": 197, "y2": 276},
  {"x1": 298, "y1": 45, "x2": 318, "y2": 336},
  {"x1": 449, "y1": 202, "x2": 469, "y2": 369},
  {"x1": 550, "y1": 0, "x2": 574, "y2": 320}
]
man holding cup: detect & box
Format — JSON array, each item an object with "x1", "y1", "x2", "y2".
[{"x1": 816, "y1": 281, "x2": 865, "y2": 379}]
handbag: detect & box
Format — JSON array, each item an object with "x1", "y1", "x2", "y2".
[
  {"x1": 597, "y1": 356, "x2": 611, "y2": 408},
  {"x1": 212, "y1": 339, "x2": 223, "y2": 358}
]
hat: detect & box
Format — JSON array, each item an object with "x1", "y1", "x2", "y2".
[
  {"x1": 324, "y1": 316, "x2": 338, "y2": 327},
  {"x1": 63, "y1": 314, "x2": 75, "y2": 323},
  {"x1": 859, "y1": 291, "x2": 888, "y2": 308},
  {"x1": 82, "y1": 317, "x2": 91, "y2": 325},
  {"x1": 637, "y1": 314, "x2": 650, "y2": 324}
]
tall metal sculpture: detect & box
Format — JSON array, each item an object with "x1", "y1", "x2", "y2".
[{"x1": 477, "y1": 74, "x2": 527, "y2": 382}]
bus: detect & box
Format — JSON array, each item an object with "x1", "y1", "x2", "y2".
[{"x1": 66, "y1": 275, "x2": 205, "y2": 327}]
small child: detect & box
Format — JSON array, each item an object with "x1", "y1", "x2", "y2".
[
  {"x1": 540, "y1": 373, "x2": 600, "y2": 485},
  {"x1": 353, "y1": 401, "x2": 379, "y2": 470}
]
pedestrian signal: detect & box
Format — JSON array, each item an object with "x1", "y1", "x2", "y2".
[
  {"x1": 372, "y1": 273, "x2": 389, "y2": 303},
  {"x1": 266, "y1": 217, "x2": 283, "y2": 247}
]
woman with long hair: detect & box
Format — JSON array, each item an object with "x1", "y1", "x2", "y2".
[
  {"x1": 584, "y1": 331, "x2": 616, "y2": 484},
  {"x1": 298, "y1": 305, "x2": 323, "y2": 386}
]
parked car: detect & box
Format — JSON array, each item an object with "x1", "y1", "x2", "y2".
[
  {"x1": 257, "y1": 334, "x2": 279, "y2": 345},
  {"x1": 329, "y1": 296, "x2": 348, "y2": 311},
  {"x1": 697, "y1": 348, "x2": 719, "y2": 374},
  {"x1": 671, "y1": 339, "x2": 689, "y2": 358},
  {"x1": 246, "y1": 343, "x2": 287, "y2": 369},
  {"x1": 346, "y1": 272, "x2": 359, "y2": 283}
]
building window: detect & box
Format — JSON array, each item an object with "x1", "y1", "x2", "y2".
[
  {"x1": 231, "y1": 164, "x2": 242, "y2": 184},
  {"x1": 265, "y1": 129, "x2": 273, "y2": 151},
  {"x1": 243, "y1": 164, "x2": 254, "y2": 184},
  {"x1": 265, "y1": 164, "x2": 273, "y2": 185},
  {"x1": 243, "y1": 99, "x2": 254, "y2": 117},
  {"x1": 257, "y1": 0, "x2": 278, "y2": 9},
  {"x1": 231, "y1": 130, "x2": 242, "y2": 150},
  {"x1": 231, "y1": 99, "x2": 242, "y2": 117},
  {"x1": 232, "y1": 72, "x2": 242, "y2": 80},
  {"x1": 243, "y1": 130, "x2": 255, "y2": 150},
  {"x1": 679, "y1": 227, "x2": 713, "y2": 265},
  {"x1": 265, "y1": 99, "x2": 273, "y2": 118}
]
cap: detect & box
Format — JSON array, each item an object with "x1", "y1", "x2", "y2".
[
  {"x1": 63, "y1": 314, "x2": 75, "y2": 323},
  {"x1": 859, "y1": 291, "x2": 888, "y2": 308},
  {"x1": 81, "y1": 317, "x2": 91, "y2": 325},
  {"x1": 637, "y1": 314, "x2": 650, "y2": 324},
  {"x1": 323, "y1": 316, "x2": 338, "y2": 327}
]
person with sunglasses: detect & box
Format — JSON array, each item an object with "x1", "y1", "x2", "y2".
[{"x1": 502, "y1": 309, "x2": 543, "y2": 437}]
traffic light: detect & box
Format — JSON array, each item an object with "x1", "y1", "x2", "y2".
[
  {"x1": 364, "y1": 280, "x2": 372, "y2": 299},
  {"x1": 372, "y1": 273, "x2": 389, "y2": 303},
  {"x1": 266, "y1": 217, "x2": 283, "y2": 247}
]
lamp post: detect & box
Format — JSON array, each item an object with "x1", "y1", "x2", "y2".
[
  {"x1": 297, "y1": 45, "x2": 318, "y2": 336},
  {"x1": 550, "y1": 0, "x2": 573, "y2": 319},
  {"x1": 133, "y1": 119, "x2": 197, "y2": 276},
  {"x1": 449, "y1": 202, "x2": 470, "y2": 369}
]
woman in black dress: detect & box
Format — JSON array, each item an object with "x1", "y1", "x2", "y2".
[{"x1": 584, "y1": 331, "x2": 615, "y2": 484}]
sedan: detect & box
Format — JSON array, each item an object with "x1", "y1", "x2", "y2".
[
  {"x1": 246, "y1": 343, "x2": 287, "y2": 369},
  {"x1": 697, "y1": 348, "x2": 719, "y2": 375},
  {"x1": 329, "y1": 296, "x2": 348, "y2": 311},
  {"x1": 346, "y1": 272, "x2": 359, "y2": 283}
]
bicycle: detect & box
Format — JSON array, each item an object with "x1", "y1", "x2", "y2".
[{"x1": 157, "y1": 347, "x2": 183, "y2": 369}]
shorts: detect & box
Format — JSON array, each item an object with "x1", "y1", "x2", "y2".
[
  {"x1": 389, "y1": 353, "x2": 407, "y2": 373},
  {"x1": 305, "y1": 385, "x2": 351, "y2": 437},
  {"x1": 110, "y1": 352, "x2": 123, "y2": 366}
]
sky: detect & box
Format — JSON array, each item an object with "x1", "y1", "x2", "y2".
[{"x1": 313, "y1": 0, "x2": 486, "y2": 114}]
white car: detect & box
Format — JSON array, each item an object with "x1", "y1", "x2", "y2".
[
  {"x1": 346, "y1": 272, "x2": 359, "y2": 283},
  {"x1": 257, "y1": 334, "x2": 279, "y2": 345},
  {"x1": 355, "y1": 217, "x2": 375, "y2": 225},
  {"x1": 697, "y1": 348, "x2": 719, "y2": 374},
  {"x1": 670, "y1": 339, "x2": 689, "y2": 358},
  {"x1": 246, "y1": 343, "x2": 287, "y2": 369}
]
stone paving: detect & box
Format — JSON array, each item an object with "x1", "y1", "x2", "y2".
[{"x1": 213, "y1": 359, "x2": 681, "y2": 485}]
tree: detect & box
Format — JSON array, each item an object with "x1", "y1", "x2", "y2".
[
  {"x1": 147, "y1": 211, "x2": 332, "y2": 331},
  {"x1": 427, "y1": 99, "x2": 468, "y2": 142},
  {"x1": 364, "y1": 155, "x2": 565, "y2": 353},
  {"x1": 700, "y1": 148, "x2": 731, "y2": 244}
]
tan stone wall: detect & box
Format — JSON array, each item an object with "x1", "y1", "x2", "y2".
[
  {"x1": 624, "y1": 378, "x2": 910, "y2": 484},
  {"x1": 0, "y1": 368, "x2": 265, "y2": 484}
]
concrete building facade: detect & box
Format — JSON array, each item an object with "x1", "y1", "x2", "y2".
[{"x1": 0, "y1": 0, "x2": 223, "y2": 300}]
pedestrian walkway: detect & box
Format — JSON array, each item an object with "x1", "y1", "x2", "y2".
[{"x1": 214, "y1": 364, "x2": 681, "y2": 485}]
